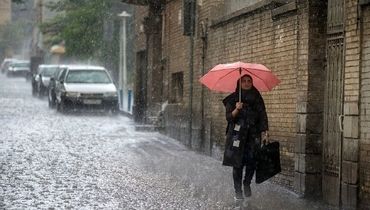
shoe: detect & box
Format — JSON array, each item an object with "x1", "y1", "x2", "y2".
[
  {"x1": 234, "y1": 191, "x2": 244, "y2": 200},
  {"x1": 244, "y1": 185, "x2": 251, "y2": 197}
]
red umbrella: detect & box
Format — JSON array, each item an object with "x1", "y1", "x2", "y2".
[{"x1": 199, "y1": 61, "x2": 280, "y2": 101}]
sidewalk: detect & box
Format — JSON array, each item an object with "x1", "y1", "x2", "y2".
[
  {"x1": 232, "y1": 178, "x2": 335, "y2": 210},
  {"x1": 120, "y1": 117, "x2": 334, "y2": 210}
]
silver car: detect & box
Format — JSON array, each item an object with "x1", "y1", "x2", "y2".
[
  {"x1": 34, "y1": 64, "x2": 60, "y2": 96},
  {"x1": 54, "y1": 65, "x2": 119, "y2": 113},
  {"x1": 6, "y1": 60, "x2": 30, "y2": 77}
]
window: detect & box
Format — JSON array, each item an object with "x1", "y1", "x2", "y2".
[
  {"x1": 58, "y1": 69, "x2": 67, "y2": 81},
  {"x1": 171, "y1": 72, "x2": 183, "y2": 103},
  {"x1": 224, "y1": 0, "x2": 293, "y2": 16},
  {"x1": 65, "y1": 70, "x2": 112, "y2": 84},
  {"x1": 225, "y1": 0, "x2": 263, "y2": 14}
]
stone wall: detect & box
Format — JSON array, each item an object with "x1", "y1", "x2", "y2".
[
  {"x1": 194, "y1": 0, "x2": 310, "y2": 190},
  {"x1": 130, "y1": 0, "x2": 370, "y2": 207},
  {"x1": 138, "y1": 0, "x2": 323, "y2": 192},
  {"x1": 360, "y1": 3, "x2": 370, "y2": 209},
  {"x1": 0, "y1": 0, "x2": 11, "y2": 25}
]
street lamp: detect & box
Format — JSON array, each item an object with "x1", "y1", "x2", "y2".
[{"x1": 118, "y1": 11, "x2": 131, "y2": 111}]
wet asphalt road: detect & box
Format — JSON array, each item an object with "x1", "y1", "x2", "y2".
[{"x1": 0, "y1": 74, "x2": 331, "y2": 210}]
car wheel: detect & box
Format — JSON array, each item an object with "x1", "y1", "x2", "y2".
[
  {"x1": 38, "y1": 85, "x2": 43, "y2": 98},
  {"x1": 59, "y1": 100, "x2": 67, "y2": 113},
  {"x1": 32, "y1": 86, "x2": 37, "y2": 96},
  {"x1": 57, "y1": 100, "x2": 66, "y2": 113},
  {"x1": 48, "y1": 91, "x2": 55, "y2": 108}
]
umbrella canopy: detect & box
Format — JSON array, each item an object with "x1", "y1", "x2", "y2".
[{"x1": 199, "y1": 61, "x2": 280, "y2": 93}]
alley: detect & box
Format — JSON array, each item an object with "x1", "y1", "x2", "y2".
[{"x1": 0, "y1": 74, "x2": 329, "y2": 209}]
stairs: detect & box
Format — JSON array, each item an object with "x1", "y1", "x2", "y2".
[{"x1": 134, "y1": 116, "x2": 162, "y2": 132}]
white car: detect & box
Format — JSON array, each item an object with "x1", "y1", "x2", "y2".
[
  {"x1": 34, "y1": 64, "x2": 60, "y2": 96},
  {"x1": 54, "y1": 65, "x2": 119, "y2": 112},
  {"x1": 6, "y1": 60, "x2": 30, "y2": 77},
  {"x1": 1, "y1": 58, "x2": 18, "y2": 74}
]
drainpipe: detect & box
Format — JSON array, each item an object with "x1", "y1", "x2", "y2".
[
  {"x1": 188, "y1": 35, "x2": 194, "y2": 147},
  {"x1": 188, "y1": 1, "x2": 196, "y2": 148},
  {"x1": 200, "y1": 20, "x2": 208, "y2": 152}
]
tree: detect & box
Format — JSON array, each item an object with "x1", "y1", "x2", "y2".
[{"x1": 41, "y1": 0, "x2": 118, "y2": 61}]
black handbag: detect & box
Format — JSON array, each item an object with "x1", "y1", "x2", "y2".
[{"x1": 255, "y1": 141, "x2": 281, "y2": 184}]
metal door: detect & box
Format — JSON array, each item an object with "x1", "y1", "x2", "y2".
[
  {"x1": 322, "y1": 0, "x2": 344, "y2": 206},
  {"x1": 134, "y1": 50, "x2": 147, "y2": 123}
]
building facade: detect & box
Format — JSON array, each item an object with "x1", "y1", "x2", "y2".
[
  {"x1": 124, "y1": 0, "x2": 370, "y2": 209},
  {"x1": 0, "y1": 0, "x2": 11, "y2": 25}
]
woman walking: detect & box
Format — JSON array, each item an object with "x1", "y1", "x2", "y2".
[{"x1": 222, "y1": 74, "x2": 269, "y2": 200}]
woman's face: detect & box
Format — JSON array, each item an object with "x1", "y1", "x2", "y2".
[{"x1": 241, "y1": 76, "x2": 253, "y2": 90}]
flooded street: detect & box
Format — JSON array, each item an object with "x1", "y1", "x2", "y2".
[
  {"x1": 0, "y1": 74, "x2": 330, "y2": 209},
  {"x1": 0, "y1": 74, "x2": 235, "y2": 209}
]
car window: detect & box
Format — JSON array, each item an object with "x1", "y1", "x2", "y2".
[
  {"x1": 53, "y1": 68, "x2": 62, "y2": 78},
  {"x1": 58, "y1": 69, "x2": 67, "y2": 81},
  {"x1": 12, "y1": 62, "x2": 30, "y2": 68},
  {"x1": 65, "y1": 70, "x2": 112, "y2": 84},
  {"x1": 40, "y1": 67, "x2": 58, "y2": 77}
]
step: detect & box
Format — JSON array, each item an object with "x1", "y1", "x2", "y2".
[{"x1": 135, "y1": 124, "x2": 160, "y2": 132}]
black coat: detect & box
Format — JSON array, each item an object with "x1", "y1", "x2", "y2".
[{"x1": 222, "y1": 87, "x2": 268, "y2": 167}]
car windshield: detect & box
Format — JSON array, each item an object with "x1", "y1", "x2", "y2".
[
  {"x1": 12, "y1": 62, "x2": 29, "y2": 68},
  {"x1": 40, "y1": 67, "x2": 58, "y2": 77},
  {"x1": 65, "y1": 70, "x2": 111, "y2": 84}
]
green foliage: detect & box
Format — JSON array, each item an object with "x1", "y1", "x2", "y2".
[{"x1": 41, "y1": 0, "x2": 117, "y2": 60}]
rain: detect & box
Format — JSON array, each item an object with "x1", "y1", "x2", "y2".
[
  {"x1": 0, "y1": 75, "x2": 332, "y2": 209},
  {"x1": 1, "y1": 0, "x2": 368, "y2": 210}
]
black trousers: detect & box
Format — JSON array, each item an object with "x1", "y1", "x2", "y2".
[{"x1": 232, "y1": 145, "x2": 256, "y2": 193}]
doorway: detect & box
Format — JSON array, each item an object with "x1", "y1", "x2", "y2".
[{"x1": 322, "y1": 0, "x2": 345, "y2": 206}]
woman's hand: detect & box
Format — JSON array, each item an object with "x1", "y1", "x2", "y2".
[
  {"x1": 232, "y1": 102, "x2": 243, "y2": 118},
  {"x1": 236, "y1": 102, "x2": 243, "y2": 110}
]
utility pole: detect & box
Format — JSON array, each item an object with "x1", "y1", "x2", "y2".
[{"x1": 118, "y1": 11, "x2": 131, "y2": 112}]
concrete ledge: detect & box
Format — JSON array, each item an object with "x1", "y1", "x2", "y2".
[
  {"x1": 119, "y1": 110, "x2": 133, "y2": 118},
  {"x1": 272, "y1": 1, "x2": 297, "y2": 19},
  {"x1": 210, "y1": 0, "x2": 286, "y2": 28},
  {"x1": 135, "y1": 124, "x2": 160, "y2": 132}
]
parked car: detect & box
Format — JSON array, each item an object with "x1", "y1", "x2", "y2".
[
  {"x1": 6, "y1": 60, "x2": 30, "y2": 77},
  {"x1": 32, "y1": 64, "x2": 60, "y2": 97},
  {"x1": 1, "y1": 58, "x2": 18, "y2": 74},
  {"x1": 48, "y1": 65, "x2": 65, "y2": 108},
  {"x1": 54, "y1": 65, "x2": 119, "y2": 112}
]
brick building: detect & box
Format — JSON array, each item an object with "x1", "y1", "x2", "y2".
[
  {"x1": 0, "y1": 0, "x2": 11, "y2": 25},
  {"x1": 123, "y1": 0, "x2": 370, "y2": 209}
]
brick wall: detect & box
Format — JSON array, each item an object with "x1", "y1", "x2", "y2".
[
  {"x1": 131, "y1": 0, "x2": 370, "y2": 206},
  {"x1": 134, "y1": 6, "x2": 148, "y2": 52},
  {"x1": 0, "y1": 0, "x2": 11, "y2": 25},
  {"x1": 294, "y1": 0, "x2": 326, "y2": 197},
  {"x1": 192, "y1": 0, "x2": 307, "y2": 190},
  {"x1": 161, "y1": 0, "x2": 192, "y2": 145},
  {"x1": 360, "y1": 4, "x2": 370, "y2": 208}
]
